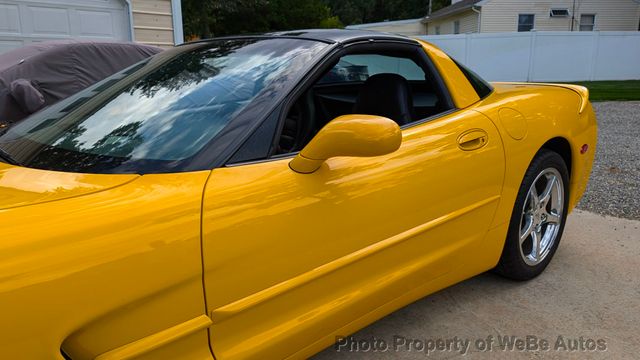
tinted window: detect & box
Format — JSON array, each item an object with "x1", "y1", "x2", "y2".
[
  {"x1": 0, "y1": 38, "x2": 327, "y2": 173},
  {"x1": 318, "y1": 54, "x2": 426, "y2": 84},
  {"x1": 273, "y1": 47, "x2": 453, "y2": 156}
]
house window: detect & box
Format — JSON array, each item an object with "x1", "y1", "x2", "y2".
[
  {"x1": 518, "y1": 14, "x2": 535, "y2": 32},
  {"x1": 580, "y1": 14, "x2": 596, "y2": 31},
  {"x1": 435, "y1": 25, "x2": 441, "y2": 35},
  {"x1": 454, "y1": 20, "x2": 460, "y2": 34}
]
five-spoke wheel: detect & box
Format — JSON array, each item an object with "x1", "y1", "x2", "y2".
[
  {"x1": 495, "y1": 149, "x2": 569, "y2": 280},
  {"x1": 519, "y1": 168, "x2": 564, "y2": 266}
]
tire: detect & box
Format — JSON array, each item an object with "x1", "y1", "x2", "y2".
[{"x1": 494, "y1": 149, "x2": 570, "y2": 281}]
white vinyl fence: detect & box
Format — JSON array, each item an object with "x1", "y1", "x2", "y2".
[{"x1": 417, "y1": 31, "x2": 640, "y2": 82}]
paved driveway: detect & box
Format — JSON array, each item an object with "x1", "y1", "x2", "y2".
[{"x1": 314, "y1": 210, "x2": 639, "y2": 359}]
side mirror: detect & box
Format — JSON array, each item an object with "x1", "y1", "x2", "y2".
[{"x1": 289, "y1": 114, "x2": 402, "y2": 174}]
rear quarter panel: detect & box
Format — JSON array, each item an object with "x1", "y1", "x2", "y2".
[{"x1": 472, "y1": 83, "x2": 597, "y2": 231}]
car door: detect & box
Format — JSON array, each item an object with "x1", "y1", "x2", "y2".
[{"x1": 201, "y1": 106, "x2": 505, "y2": 359}]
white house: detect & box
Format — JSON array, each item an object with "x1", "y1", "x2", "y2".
[
  {"x1": 0, "y1": 0, "x2": 184, "y2": 54},
  {"x1": 425, "y1": 0, "x2": 640, "y2": 35},
  {"x1": 347, "y1": 0, "x2": 640, "y2": 35}
]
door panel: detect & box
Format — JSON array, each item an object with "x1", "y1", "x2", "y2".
[{"x1": 201, "y1": 109, "x2": 505, "y2": 359}]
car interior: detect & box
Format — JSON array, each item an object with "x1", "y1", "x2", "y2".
[{"x1": 275, "y1": 48, "x2": 453, "y2": 155}]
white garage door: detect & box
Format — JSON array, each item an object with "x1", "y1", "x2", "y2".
[{"x1": 0, "y1": 0, "x2": 131, "y2": 54}]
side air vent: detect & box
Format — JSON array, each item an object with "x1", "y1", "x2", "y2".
[{"x1": 550, "y1": 9, "x2": 570, "y2": 17}]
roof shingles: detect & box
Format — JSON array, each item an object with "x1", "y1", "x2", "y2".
[{"x1": 423, "y1": 0, "x2": 482, "y2": 22}]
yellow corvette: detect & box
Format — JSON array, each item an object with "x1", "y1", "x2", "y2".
[{"x1": 0, "y1": 30, "x2": 596, "y2": 359}]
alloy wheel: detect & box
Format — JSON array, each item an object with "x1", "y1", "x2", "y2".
[{"x1": 518, "y1": 167, "x2": 564, "y2": 266}]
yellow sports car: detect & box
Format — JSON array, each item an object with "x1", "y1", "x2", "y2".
[{"x1": 0, "y1": 30, "x2": 596, "y2": 360}]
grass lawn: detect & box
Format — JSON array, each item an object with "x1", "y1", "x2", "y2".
[{"x1": 569, "y1": 80, "x2": 640, "y2": 102}]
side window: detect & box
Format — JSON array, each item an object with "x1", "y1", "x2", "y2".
[
  {"x1": 273, "y1": 48, "x2": 453, "y2": 155},
  {"x1": 318, "y1": 54, "x2": 426, "y2": 84}
]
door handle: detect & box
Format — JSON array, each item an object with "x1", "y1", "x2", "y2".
[{"x1": 457, "y1": 129, "x2": 488, "y2": 151}]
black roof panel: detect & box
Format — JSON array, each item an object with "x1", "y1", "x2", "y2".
[
  {"x1": 183, "y1": 29, "x2": 419, "y2": 46},
  {"x1": 266, "y1": 29, "x2": 418, "y2": 44}
]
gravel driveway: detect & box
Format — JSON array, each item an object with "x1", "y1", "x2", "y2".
[{"x1": 577, "y1": 101, "x2": 640, "y2": 220}]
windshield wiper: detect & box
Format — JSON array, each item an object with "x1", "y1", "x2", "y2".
[{"x1": 0, "y1": 147, "x2": 20, "y2": 166}]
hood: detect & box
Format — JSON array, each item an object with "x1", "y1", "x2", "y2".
[{"x1": 0, "y1": 163, "x2": 138, "y2": 210}]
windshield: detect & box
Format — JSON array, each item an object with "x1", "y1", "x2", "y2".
[{"x1": 0, "y1": 38, "x2": 327, "y2": 173}]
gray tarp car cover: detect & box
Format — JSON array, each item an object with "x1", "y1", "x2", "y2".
[{"x1": 0, "y1": 41, "x2": 162, "y2": 125}]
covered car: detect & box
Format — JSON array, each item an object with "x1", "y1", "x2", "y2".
[{"x1": 0, "y1": 41, "x2": 162, "y2": 125}]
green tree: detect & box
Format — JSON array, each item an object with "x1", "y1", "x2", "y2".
[
  {"x1": 319, "y1": 16, "x2": 344, "y2": 29},
  {"x1": 321, "y1": 0, "x2": 449, "y2": 25},
  {"x1": 179, "y1": 0, "x2": 451, "y2": 39},
  {"x1": 181, "y1": 0, "x2": 344, "y2": 39}
]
